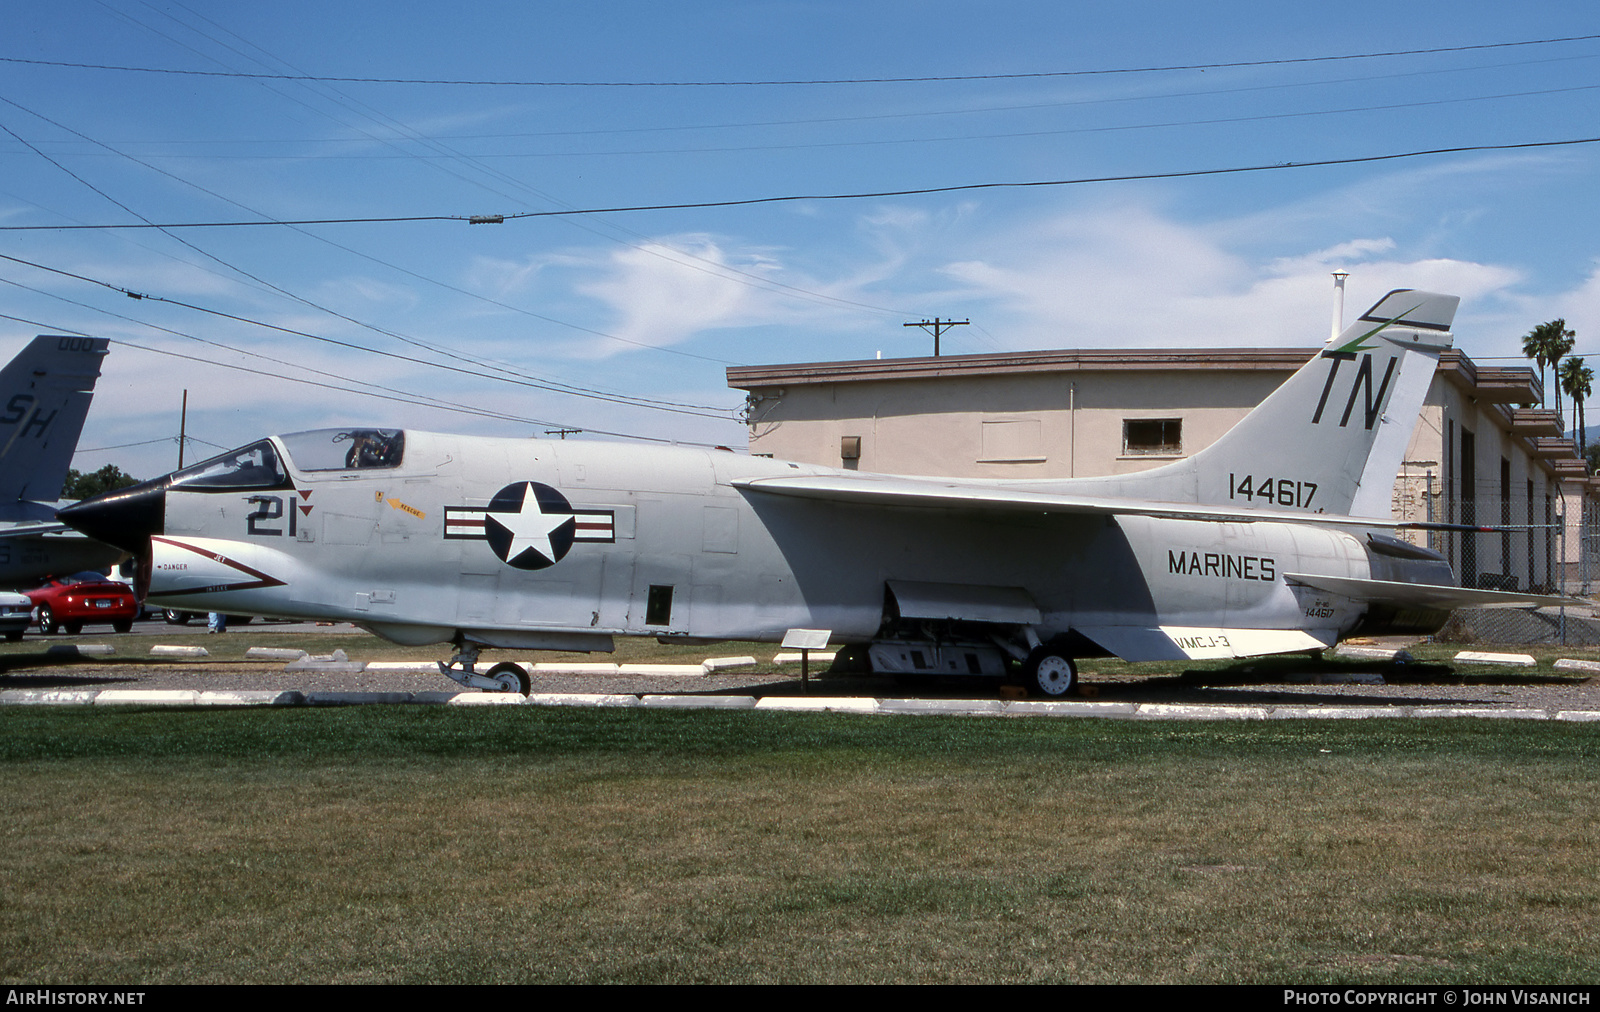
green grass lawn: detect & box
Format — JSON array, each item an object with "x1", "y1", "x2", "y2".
[{"x1": 2, "y1": 706, "x2": 1598, "y2": 984}]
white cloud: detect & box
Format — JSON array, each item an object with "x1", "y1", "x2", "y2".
[
  {"x1": 574, "y1": 236, "x2": 772, "y2": 356},
  {"x1": 931, "y1": 200, "x2": 1527, "y2": 351}
]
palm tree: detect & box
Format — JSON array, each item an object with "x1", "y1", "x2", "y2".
[
  {"x1": 1560, "y1": 355, "x2": 1594, "y2": 461},
  {"x1": 1548, "y1": 322, "x2": 1576, "y2": 427},
  {"x1": 1524, "y1": 324, "x2": 1553, "y2": 405},
  {"x1": 1525, "y1": 320, "x2": 1576, "y2": 421}
]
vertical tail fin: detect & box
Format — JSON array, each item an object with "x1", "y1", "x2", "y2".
[
  {"x1": 0, "y1": 336, "x2": 110, "y2": 504},
  {"x1": 1104, "y1": 290, "x2": 1457, "y2": 517},
  {"x1": 1189, "y1": 289, "x2": 1456, "y2": 516}
]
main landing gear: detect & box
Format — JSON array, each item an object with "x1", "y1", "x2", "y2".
[
  {"x1": 1021, "y1": 640, "x2": 1077, "y2": 698},
  {"x1": 437, "y1": 642, "x2": 531, "y2": 695}
]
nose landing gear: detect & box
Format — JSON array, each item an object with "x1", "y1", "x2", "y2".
[{"x1": 437, "y1": 641, "x2": 531, "y2": 695}]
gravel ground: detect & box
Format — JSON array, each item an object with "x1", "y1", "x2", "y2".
[
  {"x1": 4, "y1": 655, "x2": 1599, "y2": 712},
  {"x1": 3, "y1": 622, "x2": 1597, "y2": 711}
]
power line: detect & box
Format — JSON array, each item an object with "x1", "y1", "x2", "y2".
[
  {"x1": 0, "y1": 91, "x2": 894, "y2": 348},
  {"x1": 0, "y1": 309, "x2": 736, "y2": 447},
  {"x1": 6, "y1": 135, "x2": 1597, "y2": 231},
  {"x1": 114, "y1": 82, "x2": 1582, "y2": 161},
  {"x1": 4, "y1": 32, "x2": 1598, "y2": 85},
  {"x1": 0, "y1": 284, "x2": 553, "y2": 427},
  {"x1": 0, "y1": 252, "x2": 741, "y2": 420},
  {"x1": 0, "y1": 92, "x2": 752, "y2": 375},
  {"x1": 21, "y1": 51, "x2": 1595, "y2": 150}
]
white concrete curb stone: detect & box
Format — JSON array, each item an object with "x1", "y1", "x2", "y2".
[
  {"x1": 638, "y1": 694, "x2": 757, "y2": 709},
  {"x1": 702, "y1": 656, "x2": 758, "y2": 671},
  {"x1": 754, "y1": 696, "x2": 879, "y2": 713},
  {"x1": 150, "y1": 645, "x2": 208, "y2": 658},
  {"x1": 527, "y1": 693, "x2": 640, "y2": 707},
  {"x1": 1452, "y1": 651, "x2": 1537, "y2": 667},
  {"x1": 1553, "y1": 658, "x2": 1600, "y2": 675}
]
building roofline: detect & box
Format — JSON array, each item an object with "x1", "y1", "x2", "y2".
[
  {"x1": 729, "y1": 345, "x2": 1582, "y2": 474},
  {"x1": 728, "y1": 346, "x2": 1546, "y2": 393},
  {"x1": 727, "y1": 347, "x2": 1321, "y2": 388}
]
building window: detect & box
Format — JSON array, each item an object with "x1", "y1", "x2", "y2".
[
  {"x1": 1123, "y1": 418, "x2": 1182, "y2": 456},
  {"x1": 979, "y1": 418, "x2": 1044, "y2": 463}
]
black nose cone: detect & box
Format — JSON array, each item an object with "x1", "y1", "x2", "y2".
[{"x1": 57, "y1": 478, "x2": 167, "y2": 554}]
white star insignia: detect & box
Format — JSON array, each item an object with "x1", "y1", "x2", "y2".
[{"x1": 486, "y1": 484, "x2": 571, "y2": 565}]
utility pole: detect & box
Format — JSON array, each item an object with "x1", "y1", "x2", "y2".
[
  {"x1": 904, "y1": 318, "x2": 969, "y2": 357},
  {"x1": 544, "y1": 428, "x2": 582, "y2": 440},
  {"x1": 178, "y1": 390, "x2": 187, "y2": 469}
]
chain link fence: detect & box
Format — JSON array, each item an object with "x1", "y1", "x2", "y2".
[{"x1": 1411, "y1": 490, "x2": 1600, "y2": 645}]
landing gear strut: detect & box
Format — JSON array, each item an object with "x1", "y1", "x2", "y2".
[{"x1": 437, "y1": 642, "x2": 530, "y2": 695}]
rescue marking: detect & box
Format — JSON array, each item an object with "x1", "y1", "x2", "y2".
[{"x1": 384, "y1": 498, "x2": 426, "y2": 520}]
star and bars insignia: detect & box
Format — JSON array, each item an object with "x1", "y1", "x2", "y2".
[{"x1": 443, "y1": 481, "x2": 615, "y2": 570}]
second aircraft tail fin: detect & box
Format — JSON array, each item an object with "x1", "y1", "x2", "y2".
[{"x1": 0, "y1": 336, "x2": 110, "y2": 505}]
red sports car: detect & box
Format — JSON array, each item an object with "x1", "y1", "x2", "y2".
[{"x1": 26, "y1": 573, "x2": 138, "y2": 635}]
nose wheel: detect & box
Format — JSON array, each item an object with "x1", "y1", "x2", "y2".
[
  {"x1": 1023, "y1": 644, "x2": 1077, "y2": 698},
  {"x1": 484, "y1": 661, "x2": 531, "y2": 696}
]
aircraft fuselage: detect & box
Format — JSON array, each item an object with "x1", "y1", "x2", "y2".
[{"x1": 129, "y1": 431, "x2": 1381, "y2": 662}]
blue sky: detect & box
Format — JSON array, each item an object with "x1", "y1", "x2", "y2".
[{"x1": 3, "y1": 1, "x2": 1599, "y2": 480}]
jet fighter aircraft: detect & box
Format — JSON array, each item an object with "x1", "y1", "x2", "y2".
[
  {"x1": 0, "y1": 335, "x2": 122, "y2": 584},
  {"x1": 59, "y1": 291, "x2": 1572, "y2": 694}
]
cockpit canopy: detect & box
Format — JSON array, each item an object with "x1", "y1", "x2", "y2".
[
  {"x1": 167, "y1": 439, "x2": 289, "y2": 492},
  {"x1": 279, "y1": 429, "x2": 405, "y2": 471},
  {"x1": 165, "y1": 429, "x2": 405, "y2": 493}
]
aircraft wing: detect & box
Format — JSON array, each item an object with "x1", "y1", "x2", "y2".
[
  {"x1": 0, "y1": 521, "x2": 73, "y2": 537},
  {"x1": 733, "y1": 473, "x2": 1404, "y2": 529},
  {"x1": 1283, "y1": 572, "x2": 1582, "y2": 610}
]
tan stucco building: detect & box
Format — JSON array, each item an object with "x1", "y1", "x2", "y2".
[{"x1": 728, "y1": 347, "x2": 1598, "y2": 592}]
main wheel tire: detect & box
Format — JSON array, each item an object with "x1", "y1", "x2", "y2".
[
  {"x1": 484, "y1": 661, "x2": 531, "y2": 696},
  {"x1": 1024, "y1": 646, "x2": 1077, "y2": 698},
  {"x1": 164, "y1": 610, "x2": 192, "y2": 625},
  {"x1": 112, "y1": 619, "x2": 133, "y2": 634},
  {"x1": 38, "y1": 606, "x2": 57, "y2": 635},
  {"x1": 64, "y1": 621, "x2": 83, "y2": 635}
]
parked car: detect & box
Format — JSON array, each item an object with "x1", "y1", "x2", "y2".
[
  {"x1": 0, "y1": 591, "x2": 33, "y2": 641},
  {"x1": 25, "y1": 573, "x2": 138, "y2": 634}
]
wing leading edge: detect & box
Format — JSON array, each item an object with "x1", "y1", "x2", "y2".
[{"x1": 733, "y1": 473, "x2": 1404, "y2": 529}]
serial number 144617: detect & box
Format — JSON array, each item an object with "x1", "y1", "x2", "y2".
[{"x1": 1227, "y1": 473, "x2": 1317, "y2": 509}]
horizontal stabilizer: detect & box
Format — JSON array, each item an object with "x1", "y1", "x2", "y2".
[{"x1": 1283, "y1": 573, "x2": 1580, "y2": 611}]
